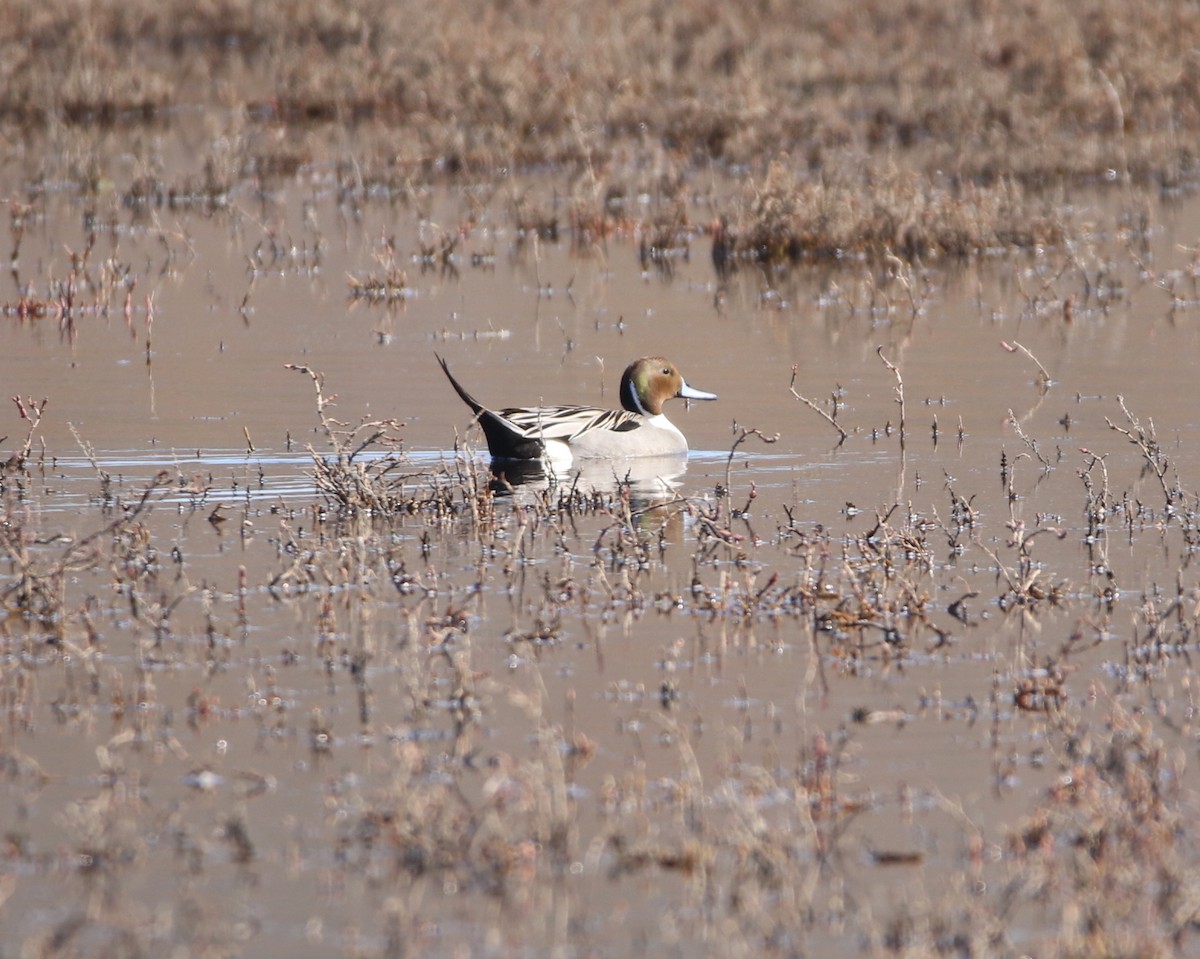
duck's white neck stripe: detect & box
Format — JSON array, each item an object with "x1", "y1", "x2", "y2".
[{"x1": 623, "y1": 377, "x2": 649, "y2": 415}]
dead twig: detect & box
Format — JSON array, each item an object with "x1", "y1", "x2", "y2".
[
  {"x1": 789, "y1": 367, "x2": 847, "y2": 443},
  {"x1": 877, "y1": 347, "x2": 905, "y2": 450},
  {"x1": 724, "y1": 426, "x2": 779, "y2": 515},
  {"x1": 1105, "y1": 395, "x2": 1176, "y2": 507},
  {"x1": 286, "y1": 364, "x2": 409, "y2": 514},
  {"x1": 1007, "y1": 410, "x2": 1053, "y2": 470},
  {"x1": 1000, "y1": 340, "x2": 1052, "y2": 393},
  {"x1": 9, "y1": 396, "x2": 47, "y2": 469}
]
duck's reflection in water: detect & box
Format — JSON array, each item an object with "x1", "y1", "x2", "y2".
[{"x1": 488, "y1": 452, "x2": 695, "y2": 510}]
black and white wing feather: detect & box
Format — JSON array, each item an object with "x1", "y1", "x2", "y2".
[{"x1": 499, "y1": 405, "x2": 641, "y2": 441}]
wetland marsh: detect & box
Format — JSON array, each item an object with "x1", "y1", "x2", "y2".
[{"x1": 6, "y1": 3, "x2": 1200, "y2": 957}]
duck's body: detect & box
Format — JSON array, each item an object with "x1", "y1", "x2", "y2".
[{"x1": 437, "y1": 355, "x2": 717, "y2": 467}]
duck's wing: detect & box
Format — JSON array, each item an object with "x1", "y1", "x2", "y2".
[{"x1": 499, "y1": 405, "x2": 641, "y2": 442}]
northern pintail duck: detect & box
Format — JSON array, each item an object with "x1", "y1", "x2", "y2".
[{"x1": 437, "y1": 355, "x2": 717, "y2": 467}]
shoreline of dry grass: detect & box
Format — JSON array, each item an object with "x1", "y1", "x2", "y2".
[
  {"x1": 6, "y1": 1, "x2": 1200, "y2": 185},
  {"x1": 4, "y1": 0, "x2": 1200, "y2": 262}
]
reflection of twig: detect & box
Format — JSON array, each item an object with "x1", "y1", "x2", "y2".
[
  {"x1": 1000, "y1": 340, "x2": 1051, "y2": 393},
  {"x1": 1006, "y1": 410, "x2": 1053, "y2": 470},
  {"x1": 884, "y1": 251, "x2": 921, "y2": 317},
  {"x1": 1015, "y1": 257, "x2": 1070, "y2": 316},
  {"x1": 877, "y1": 347, "x2": 905, "y2": 451},
  {"x1": 0, "y1": 471, "x2": 173, "y2": 625},
  {"x1": 789, "y1": 367, "x2": 847, "y2": 443},
  {"x1": 1125, "y1": 244, "x2": 1186, "y2": 318},
  {"x1": 723, "y1": 427, "x2": 778, "y2": 533}
]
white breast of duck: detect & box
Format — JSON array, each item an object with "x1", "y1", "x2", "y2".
[{"x1": 564, "y1": 412, "x2": 687, "y2": 460}]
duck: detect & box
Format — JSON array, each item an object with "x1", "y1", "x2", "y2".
[{"x1": 437, "y1": 354, "x2": 717, "y2": 468}]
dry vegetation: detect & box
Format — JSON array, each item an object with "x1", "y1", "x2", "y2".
[
  {"x1": 4, "y1": 366, "x2": 1200, "y2": 956},
  {"x1": 6, "y1": 0, "x2": 1200, "y2": 182},
  {"x1": 5, "y1": 2, "x2": 1200, "y2": 956},
  {"x1": 4, "y1": 0, "x2": 1200, "y2": 261}
]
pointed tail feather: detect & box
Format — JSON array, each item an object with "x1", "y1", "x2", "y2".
[
  {"x1": 436, "y1": 354, "x2": 544, "y2": 460},
  {"x1": 436, "y1": 353, "x2": 486, "y2": 417}
]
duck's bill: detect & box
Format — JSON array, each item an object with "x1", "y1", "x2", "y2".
[{"x1": 678, "y1": 380, "x2": 718, "y2": 401}]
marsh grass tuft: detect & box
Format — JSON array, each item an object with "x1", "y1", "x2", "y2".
[
  {"x1": 287, "y1": 364, "x2": 416, "y2": 515},
  {"x1": 714, "y1": 160, "x2": 1066, "y2": 267},
  {"x1": 347, "y1": 237, "x2": 410, "y2": 302}
]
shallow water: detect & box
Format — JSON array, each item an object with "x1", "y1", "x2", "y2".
[{"x1": 4, "y1": 148, "x2": 1200, "y2": 955}]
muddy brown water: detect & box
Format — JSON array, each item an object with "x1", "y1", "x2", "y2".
[{"x1": 3, "y1": 154, "x2": 1200, "y2": 956}]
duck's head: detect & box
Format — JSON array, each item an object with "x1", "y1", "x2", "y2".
[{"x1": 620, "y1": 357, "x2": 718, "y2": 416}]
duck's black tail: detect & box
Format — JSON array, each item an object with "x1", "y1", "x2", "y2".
[
  {"x1": 436, "y1": 355, "x2": 544, "y2": 460},
  {"x1": 436, "y1": 354, "x2": 486, "y2": 417}
]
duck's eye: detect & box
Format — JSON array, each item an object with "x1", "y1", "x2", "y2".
[{"x1": 662, "y1": 367, "x2": 671, "y2": 375}]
